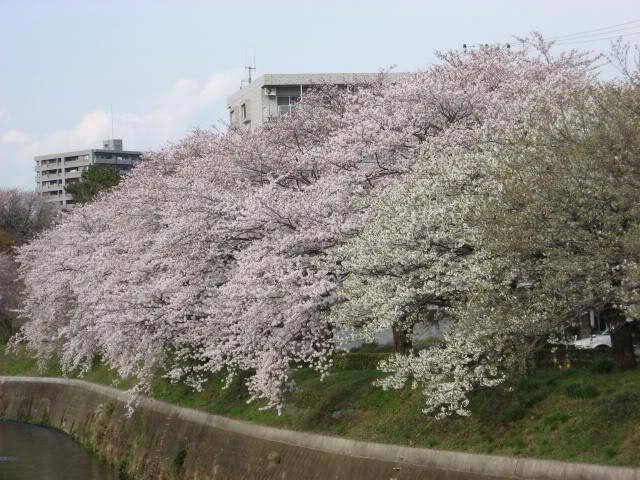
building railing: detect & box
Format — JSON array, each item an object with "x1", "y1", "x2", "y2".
[
  {"x1": 63, "y1": 159, "x2": 84, "y2": 167},
  {"x1": 95, "y1": 157, "x2": 137, "y2": 166},
  {"x1": 38, "y1": 183, "x2": 64, "y2": 192},
  {"x1": 262, "y1": 104, "x2": 300, "y2": 123}
]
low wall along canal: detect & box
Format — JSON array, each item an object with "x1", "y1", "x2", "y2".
[{"x1": 0, "y1": 376, "x2": 637, "y2": 480}]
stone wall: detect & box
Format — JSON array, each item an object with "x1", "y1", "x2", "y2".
[{"x1": 0, "y1": 377, "x2": 637, "y2": 480}]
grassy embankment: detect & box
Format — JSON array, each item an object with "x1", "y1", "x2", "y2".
[{"x1": 1, "y1": 343, "x2": 639, "y2": 467}]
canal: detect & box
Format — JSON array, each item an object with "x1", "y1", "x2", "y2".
[{"x1": 0, "y1": 420, "x2": 116, "y2": 479}]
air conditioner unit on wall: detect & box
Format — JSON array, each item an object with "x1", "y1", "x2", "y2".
[{"x1": 264, "y1": 87, "x2": 277, "y2": 96}]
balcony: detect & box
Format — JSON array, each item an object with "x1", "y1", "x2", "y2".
[
  {"x1": 64, "y1": 170, "x2": 81, "y2": 179},
  {"x1": 95, "y1": 157, "x2": 138, "y2": 166},
  {"x1": 263, "y1": 101, "x2": 299, "y2": 124},
  {"x1": 39, "y1": 183, "x2": 63, "y2": 192},
  {"x1": 39, "y1": 174, "x2": 59, "y2": 180},
  {"x1": 39, "y1": 160, "x2": 61, "y2": 168},
  {"x1": 63, "y1": 156, "x2": 92, "y2": 167}
]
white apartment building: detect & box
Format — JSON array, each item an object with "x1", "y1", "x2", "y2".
[
  {"x1": 35, "y1": 139, "x2": 142, "y2": 206},
  {"x1": 226, "y1": 72, "x2": 411, "y2": 129}
]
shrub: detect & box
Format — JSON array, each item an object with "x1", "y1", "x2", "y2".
[
  {"x1": 117, "y1": 460, "x2": 130, "y2": 480},
  {"x1": 174, "y1": 447, "x2": 187, "y2": 473},
  {"x1": 347, "y1": 342, "x2": 393, "y2": 353},
  {"x1": 600, "y1": 391, "x2": 640, "y2": 420},
  {"x1": 476, "y1": 375, "x2": 555, "y2": 426},
  {"x1": 590, "y1": 359, "x2": 614, "y2": 374},
  {"x1": 498, "y1": 402, "x2": 528, "y2": 424},
  {"x1": 333, "y1": 352, "x2": 388, "y2": 371},
  {"x1": 541, "y1": 412, "x2": 570, "y2": 430},
  {"x1": 565, "y1": 383, "x2": 599, "y2": 399}
]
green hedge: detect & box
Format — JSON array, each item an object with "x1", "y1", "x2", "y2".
[
  {"x1": 332, "y1": 352, "x2": 389, "y2": 371},
  {"x1": 535, "y1": 345, "x2": 611, "y2": 369}
]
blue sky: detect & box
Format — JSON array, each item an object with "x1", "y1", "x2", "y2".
[{"x1": 1, "y1": 0, "x2": 638, "y2": 189}]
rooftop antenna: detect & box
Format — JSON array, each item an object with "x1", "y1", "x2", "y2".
[
  {"x1": 241, "y1": 47, "x2": 256, "y2": 86},
  {"x1": 110, "y1": 104, "x2": 114, "y2": 139},
  {"x1": 463, "y1": 42, "x2": 511, "y2": 50},
  {"x1": 245, "y1": 64, "x2": 255, "y2": 83},
  {"x1": 245, "y1": 58, "x2": 256, "y2": 84}
]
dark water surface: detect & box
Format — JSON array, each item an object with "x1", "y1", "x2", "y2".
[{"x1": 0, "y1": 421, "x2": 116, "y2": 480}]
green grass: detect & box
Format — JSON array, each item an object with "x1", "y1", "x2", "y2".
[{"x1": 2, "y1": 344, "x2": 640, "y2": 467}]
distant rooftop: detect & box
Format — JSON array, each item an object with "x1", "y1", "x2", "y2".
[
  {"x1": 228, "y1": 72, "x2": 411, "y2": 103},
  {"x1": 35, "y1": 139, "x2": 142, "y2": 160}
]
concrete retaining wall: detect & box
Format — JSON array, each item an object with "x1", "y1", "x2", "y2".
[{"x1": 0, "y1": 376, "x2": 637, "y2": 480}]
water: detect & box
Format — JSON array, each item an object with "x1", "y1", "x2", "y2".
[{"x1": 0, "y1": 421, "x2": 116, "y2": 480}]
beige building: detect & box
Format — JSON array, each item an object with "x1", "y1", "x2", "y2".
[{"x1": 226, "y1": 72, "x2": 411, "y2": 129}]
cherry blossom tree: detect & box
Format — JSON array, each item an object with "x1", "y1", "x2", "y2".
[
  {"x1": 0, "y1": 190, "x2": 56, "y2": 341},
  {"x1": 16, "y1": 36, "x2": 618, "y2": 417},
  {"x1": 0, "y1": 253, "x2": 20, "y2": 340},
  {"x1": 330, "y1": 39, "x2": 602, "y2": 416},
  {"x1": 331, "y1": 38, "x2": 595, "y2": 342},
  {"x1": 16, "y1": 78, "x2": 423, "y2": 406},
  {"x1": 0, "y1": 189, "x2": 56, "y2": 246},
  {"x1": 473, "y1": 77, "x2": 640, "y2": 371}
]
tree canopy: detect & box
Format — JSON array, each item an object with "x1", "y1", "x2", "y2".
[
  {"x1": 65, "y1": 164, "x2": 122, "y2": 204},
  {"x1": 0, "y1": 190, "x2": 56, "y2": 340},
  {"x1": 15, "y1": 37, "x2": 640, "y2": 416}
]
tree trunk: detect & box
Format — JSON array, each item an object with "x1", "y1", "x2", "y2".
[
  {"x1": 611, "y1": 321, "x2": 636, "y2": 369},
  {"x1": 392, "y1": 322, "x2": 412, "y2": 355},
  {"x1": 0, "y1": 315, "x2": 12, "y2": 343}
]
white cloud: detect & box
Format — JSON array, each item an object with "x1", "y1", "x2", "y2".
[
  {"x1": 1, "y1": 129, "x2": 29, "y2": 145},
  {"x1": 1, "y1": 67, "x2": 243, "y2": 190},
  {"x1": 41, "y1": 111, "x2": 112, "y2": 152},
  {"x1": 40, "y1": 67, "x2": 241, "y2": 152},
  {"x1": 135, "y1": 68, "x2": 242, "y2": 136}
]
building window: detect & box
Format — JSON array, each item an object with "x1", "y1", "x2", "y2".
[
  {"x1": 277, "y1": 96, "x2": 300, "y2": 116},
  {"x1": 241, "y1": 104, "x2": 247, "y2": 121}
]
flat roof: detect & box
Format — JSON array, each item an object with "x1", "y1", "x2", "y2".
[
  {"x1": 35, "y1": 149, "x2": 143, "y2": 160},
  {"x1": 227, "y1": 72, "x2": 413, "y2": 104}
]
